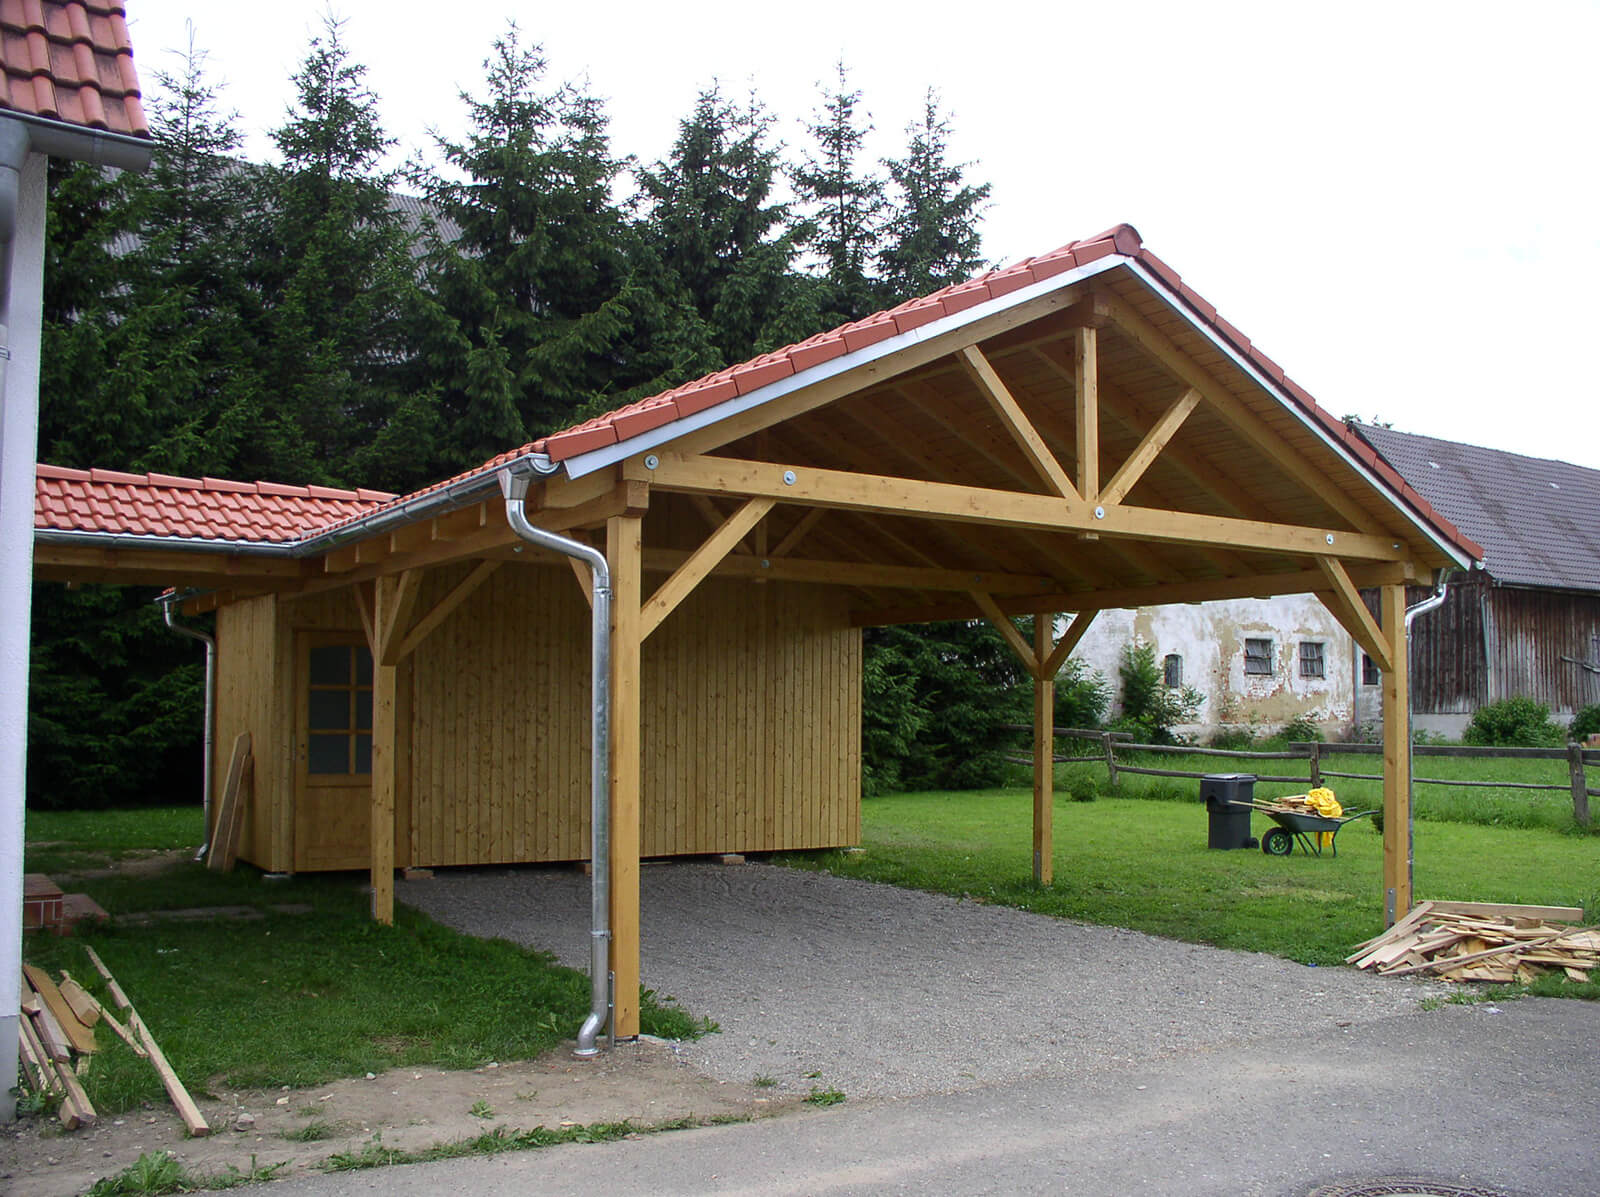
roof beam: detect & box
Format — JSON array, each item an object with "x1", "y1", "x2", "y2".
[
  {"x1": 641, "y1": 547, "x2": 1055, "y2": 594},
  {"x1": 645, "y1": 452, "x2": 1408, "y2": 563},
  {"x1": 959, "y1": 346, "x2": 1079, "y2": 501},
  {"x1": 850, "y1": 561, "x2": 1421, "y2": 627},
  {"x1": 1075, "y1": 327, "x2": 1099, "y2": 502}
]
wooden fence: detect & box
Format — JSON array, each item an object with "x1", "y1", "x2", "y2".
[{"x1": 1014, "y1": 728, "x2": 1598, "y2": 825}]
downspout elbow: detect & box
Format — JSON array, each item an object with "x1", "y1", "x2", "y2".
[{"x1": 498, "y1": 469, "x2": 614, "y2": 1057}]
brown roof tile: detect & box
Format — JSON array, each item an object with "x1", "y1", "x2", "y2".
[{"x1": 0, "y1": 0, "x2": 147, "y2": 137}]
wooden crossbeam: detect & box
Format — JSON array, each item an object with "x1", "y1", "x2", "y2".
[
  {"x1": 772, "y1": 507, "x2": 825, "y2": 558},
  {"x1": 1041, "y1": 609, "x2": 1099, "y2": 678},
  {"x1": 971, "y1": 590, "x2": 1038, "y2": 676},
  {"x1": 1099, "y1": 388, "x2": 1200, "y2": 506},
  {"x1": 959, "y1": 346, "x2": 1079, "y2": 501},
  {"x1": 642, "y1": 547, "x2": 1054, "y2": 594},
  {"x1": 1315, "y1": 556, "x2": 1392, "y2": 674},
  {"x1": 646, "y1": 453, "x2": 1407, "y2": 563},
  {"x1": 641, "y1": 498, "x2": 774, "y2": 640}
]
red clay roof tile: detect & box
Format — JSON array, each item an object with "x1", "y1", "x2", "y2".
[
  {"x1": 0, "y1": 0, "x2": 147, "y2": 137},
  {"x1": 35, "y1": 466, "x2": 394, "y2": 543}
]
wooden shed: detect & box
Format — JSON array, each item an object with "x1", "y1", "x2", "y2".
[{"x1": 35, "y1": 223, "x2": 1482, "y2": 1041}]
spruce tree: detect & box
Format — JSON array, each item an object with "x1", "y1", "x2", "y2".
[
  {"x1": 405, "y1": 25, "x2": 659, "y2": 476},
  {"x1": 792, "y1": 62, "x2": 885, "y2": 324},
  {"x1": 636, "y1": 85, "x2": 813, "y2": 364},
  {"x1": 878, "y1": 90, "x2": 991, "y2": 301},
  {"x1": 247, "y1": 15, "x2": 419, "y2": 489}
]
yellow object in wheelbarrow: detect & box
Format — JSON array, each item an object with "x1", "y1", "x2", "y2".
[{"x1": 1306, "y1": 787, "x2": 1342, "y2": 848}]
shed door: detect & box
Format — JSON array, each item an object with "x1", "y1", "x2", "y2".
[{"x1": 294, "y1": 636, "x2": 372, "y2": 871}]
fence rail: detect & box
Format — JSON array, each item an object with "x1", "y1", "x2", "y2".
[{"x1": 1006, "y1": 726, "x2": 1596, "y2": 825}]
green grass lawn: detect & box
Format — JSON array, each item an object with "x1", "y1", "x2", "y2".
[
  {"x1": 22, "y1": 808, "x2": 706, "y2": 1116},
  {"x1": 785, "y1": 788, "x2": 1600, "y2": 994}
]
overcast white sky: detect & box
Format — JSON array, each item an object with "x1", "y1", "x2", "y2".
[{"x1": 123, "y1": 1, "x2": 1600, "y2": 468}]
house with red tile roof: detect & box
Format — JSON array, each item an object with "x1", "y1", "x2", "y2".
[
  {"x1": 2, "y1": 0, "x2": 152, "y2": 1123},
  {"x1": 34, "y1": 217, "x2": 1485, "y2": 1041}
]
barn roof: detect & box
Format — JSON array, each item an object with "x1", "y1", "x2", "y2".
[
  {"x1": 1354, "y1": 423, "x2": 1600, "y2": 593},
  {"x1": 0, "y1": 0, "x2": 147, "y2": 137}
]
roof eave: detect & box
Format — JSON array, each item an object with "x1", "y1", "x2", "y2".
[{"x1": 0, "y1": 110, "x2": 152, "y2": 170}]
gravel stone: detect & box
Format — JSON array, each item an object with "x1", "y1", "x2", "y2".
[{"x1": 400, "y1": 863, "x2": 1434, "y2": 1101}]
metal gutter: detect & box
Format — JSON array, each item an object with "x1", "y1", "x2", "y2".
[
  {"x1": 498, "y1": 466, "x2": 614, "y2": 1057},
  {"x1": 0, "y1": 112, "x2": 152, "y2": 171}
]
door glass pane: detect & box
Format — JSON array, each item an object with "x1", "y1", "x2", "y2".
[
  {"x1": 354, "y1": 734, "x2": 372, "y2": 774},
  {"x1": 354, "y1": 689, "x2": 373, "y2": 731},
  {"x1": 355, "y1": 645, "x2": 373, "y2": 678},
  {"x1": 308, "y1": 733, "x2": 350, "y2": 774},
  {"x1": 309, "y1": 689, "x2": 350, "y2": 732}
]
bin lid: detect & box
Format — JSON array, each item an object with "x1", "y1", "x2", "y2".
[{"x1": 1201, "y1": 773, "x2": 1257, "y2": 781}]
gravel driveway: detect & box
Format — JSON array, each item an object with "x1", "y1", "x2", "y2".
[{"x1": 399, "y1": 863, "x2": 1431, "y2": 1101}]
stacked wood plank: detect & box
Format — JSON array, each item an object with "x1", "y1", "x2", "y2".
[
  {"x1": 16, "y1": 949, "x2": 209, "y2": 1136},
  {"x1": 18, "y1": 964, "x2": 98, "y2": 1129},
  {"x1": 1348, "y1": 900, "x2": 1599, "y2": 983}
]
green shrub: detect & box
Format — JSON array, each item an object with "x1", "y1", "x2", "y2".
[
  {"x1": 1463, "y1": 697, "x2": 1564, "y2": 747},
  {"x1": 1570, "y1": 704, "x2": 1600, "y2": 742},
  {"x1": 1281, "y1": 713, "x2": 1324, "y2": 743},
  {"x1": 1116, "y1": 643, "x2": 1201, "y2": 745},
  {"x1": 1064, "y1": 766, "x2": 1098, "y2": 803},
  {"x1": 1208, "y1": 727, "x2": 1259, "y2": 751},
  {"x1": 1053, "y1": 656, "x2": 1110, "y2": 731}
]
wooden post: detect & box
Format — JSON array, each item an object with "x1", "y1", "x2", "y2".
[
  {"x1": 1380, "y1": 584, "x2": 1411, "y2": 924},
  {"x1": 1568, "y1": 742, "x2": 1591, "y2": 827},
  {"x1": 1102, "y1": 731, "x2": 1119, "y2": 788},
  {"x1": 1075, "y1": 326, "x2": 1099, "y2": 501},
  {"x1": 607, "y1": 514, "x2": 643, "y2": 1039},
  {"x1": 1307, "y1": 740, "x2": 1322, "y2": 789},
  {"x1": 1033, "y1": 615, "x2": 1054, "y2": 885},
  {"x1": 370, "y1": 661, "x2": 397, "y2": 925}
]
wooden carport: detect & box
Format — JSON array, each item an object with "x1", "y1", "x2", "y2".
[{"x1": 35, "y1": 224, "x2": 1480, "y2": 1043}]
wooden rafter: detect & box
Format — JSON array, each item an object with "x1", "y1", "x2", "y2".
[
  {"x1": 1315, "y1": 555, "x2": 1392, "y2": 673},
  {"x1": 641, "y1": 497, "x2": 774, "y2": 640},
  {"x1": 1097, "y1": 292, "x2": 1384, "y2": 535},
  {"x1": 1098, "y1": 387, "x2": 1200, "y2": 507},
  {"x1": 959, "y1": 346, "x2": 1079, "y2": 501},
  {"x1": 771, "y1": 507, "x2": 825, "y2": 557},
  {"x1": 646, "y1": 453, "x2": 1408, "y2": 563}
]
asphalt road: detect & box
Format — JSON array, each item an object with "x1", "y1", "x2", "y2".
[{"x1": 261, "y1": 997, "x2": 1597, "y2": 1197}]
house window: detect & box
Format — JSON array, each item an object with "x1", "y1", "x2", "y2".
[
  {"x1": 1244, "y1": 638, "x2": 1274, "y2": 676},
  {"x1": 1163, "y1": 653, "x2": 1183, "y2": 687},
  {"x1": 307, "y1": 643, "x2": 373, "y2": 775},
  {"x1": 1362, "y1": 653, "x2": 1380, "y2": 686},
  {"x1": 1299, "y1": 641, "x2": 1326, "y2": 679}
]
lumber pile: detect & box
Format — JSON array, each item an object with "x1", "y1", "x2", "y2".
[
  {"x1": 1348, "y1": 900, "x2": 1599, "y2": 983},
  {"x1": 16, "y1": 948, "x2": 208, "y2": 1136}
]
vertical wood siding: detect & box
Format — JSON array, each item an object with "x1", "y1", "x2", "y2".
[
  {"x1": 1483, "y1": 586, "x2": 1600, "y2": 716},
  {"x1": 214, "y1": 595, "x2": 281, "y2": 869},
  {"x1": 404, "y1": 564, "x2": 860, "y2": 868},
  {"x1": 1403, "y1": 579, "x2": 1489, "y2": 714}
]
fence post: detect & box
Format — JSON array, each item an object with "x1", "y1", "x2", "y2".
[
  {"x1": 1307, "y1": 741, "x2": 1322, "y2": 789},
  {"x1": 1568, "y1": 742, "x2": 1591, "y2": 827},
  {"x1": 1102, "y1": 731, "x2": 1119, "y2": 788}
]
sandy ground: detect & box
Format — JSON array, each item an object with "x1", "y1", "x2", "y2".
[{"x1": 0, "y1": 1039, "x2": 776, "y2": 1197}]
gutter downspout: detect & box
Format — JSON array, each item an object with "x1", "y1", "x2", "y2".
[
  {"x1": 1400, "y1": 571, "x2": 1451, "y2": 919},
  {"x1": 162, "y1": 599, "x2": 216, "y2": 863},
  {"x1": 498, "y1": 468, "x2": 614, "y2": 1057}
]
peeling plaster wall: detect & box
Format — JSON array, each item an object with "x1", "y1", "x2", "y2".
[{"x1": 1069, "y1": 595, "x2": 1360, "y2": 739}]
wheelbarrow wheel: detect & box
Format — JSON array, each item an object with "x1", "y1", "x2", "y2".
[{"x1": 1262, "y1": 828, "x2": 1294, "y2": 856}]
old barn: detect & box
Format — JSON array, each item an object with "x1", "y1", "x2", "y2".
[{"x1": 35, "y1": 224, "x2": 1481, "y2": 1040}]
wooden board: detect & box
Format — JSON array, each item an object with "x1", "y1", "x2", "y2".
[
  {"x1": 1427, "y1": 900, "x2": 1585, "y2": 923},
  {"x1": 58, "y1": 974, "x2": 101, "y2": 1027},
  {"x1": 208, "y1": 732, "x2": 252, "y2": 872},
  {"x1": 130, "y1": 1009, "x2": 210, "y2": 1137},
  {"x1": 22, "y1": 965, "x2": 95, "y2": 1055}
]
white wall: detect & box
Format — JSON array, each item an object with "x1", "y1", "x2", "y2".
[{"x1": 1069, "y1": 594, "x2": 1360, "y2": 739}]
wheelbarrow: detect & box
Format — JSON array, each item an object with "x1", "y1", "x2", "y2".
[{"x1": 1250, "y1": 803, "x2": 1375, "y2": 857}]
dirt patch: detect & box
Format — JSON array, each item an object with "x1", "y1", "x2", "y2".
[
  {"x1": 45, "y1": 848, "x2": 194, "y2": 883},
  {"x1": 0, "y1": 1039, "x2": 779, "y2": 1196}
]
